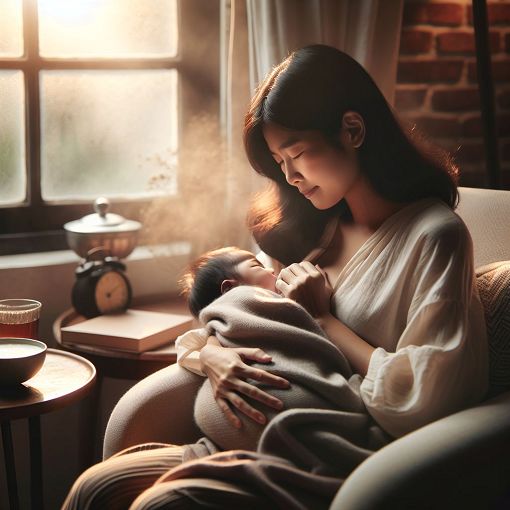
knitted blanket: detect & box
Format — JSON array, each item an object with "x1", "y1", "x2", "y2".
[
  {"x1": 174, "y1": 286, "x2": 391, "y2": 509},
  {"x1": 193, "y1": 285, "x2": 364, "y2": 451}
]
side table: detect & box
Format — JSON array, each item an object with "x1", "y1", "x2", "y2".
[
  {"x1": 0, "y1": 349, "x2": 96, "y2": 510},
  {"x1": 52, "y1": 294, "x2": 195, "y2": 464}
]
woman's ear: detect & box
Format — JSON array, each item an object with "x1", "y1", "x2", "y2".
[
  {"x1": 341, "y1": 111, "x2": 365, "y2": 149},
  {"x1": 220, "y1": 279, "x2": 239, "y2": 294}
]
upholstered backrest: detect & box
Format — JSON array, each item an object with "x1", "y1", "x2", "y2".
[
  {"x1": 456, "y1": 187, "x2": 510, "y2": 268},
  {"x1": 456, "y1": 187, "x2": 510, "y2": 396}
]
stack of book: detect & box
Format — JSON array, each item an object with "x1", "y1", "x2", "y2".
[{"x1": 61, "y1": 309, "x2": 194, "y2": 353}]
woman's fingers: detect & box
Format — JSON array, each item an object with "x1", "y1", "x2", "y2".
[
  {"x1": 233, "y1": 349, "x2": 290, "y2": 388},
  {"x1": 278, "y1": 263, "x2": 306, "y2": 283},
  {"x1": 234, "y1": 379, "x2": 284, "y2": 411},
  {"x1": 216, "y1": 397, "x2": 242, "y2": 428},
  {"x1": 300, "y1": 260, "x2": 322, "y2": 276},
  {"x1": 242, "y1": 364, "x2": 290, "y2": 388},
  {"x1": 225, "y1": 391, "x2": 268, "y2": 425},
  {"x1": 234, "y1": 347, "x2": 272, "y2": 363}
]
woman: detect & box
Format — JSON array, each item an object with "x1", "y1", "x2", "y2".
[{"x1": 63, "y1": 45, "x2": 488, "y2": 510}]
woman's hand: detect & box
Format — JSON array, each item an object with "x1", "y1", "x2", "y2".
[
  {"x1": 276, "y1": 261, "x2": 333, "y2": 318},
  {"x1": 199, "y1": 339, "x2": 290, "y2": 428}
]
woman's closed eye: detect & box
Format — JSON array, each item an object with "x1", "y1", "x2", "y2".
[{"x1": 275, "y1": 152, "x2": 304, "y2": 166}]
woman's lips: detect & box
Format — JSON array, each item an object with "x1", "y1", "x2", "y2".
[{"x1": 302, "y1": 186, "x2": 318, "y2": 198}]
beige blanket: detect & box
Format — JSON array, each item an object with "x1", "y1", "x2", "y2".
[{"x1": 175, "y1": 286, "x2": 391, "y2": 509}]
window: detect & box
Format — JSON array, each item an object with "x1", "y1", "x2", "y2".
[{"x1": 0, "y1": 0, "x2": 220, "y2": 254}]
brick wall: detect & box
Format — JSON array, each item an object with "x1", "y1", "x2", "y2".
[{"x1": 395, "y1": 0, "x2": 510, "y2": 189}]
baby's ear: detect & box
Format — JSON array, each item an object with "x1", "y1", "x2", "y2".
[{"x1": 221, "y1": 279, "x2": 239, "y2": 294}]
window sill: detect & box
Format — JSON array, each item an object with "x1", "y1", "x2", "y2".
[{"x1": 0, "y1": 242, "x2": 191, "y2": 270}]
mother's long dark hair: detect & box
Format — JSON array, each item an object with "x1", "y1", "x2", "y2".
[{"x1": 244, "y1": 44, "x2": 459, "y2": 265}]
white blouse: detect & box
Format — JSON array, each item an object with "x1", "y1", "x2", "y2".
[
  {"x1": 176, "y1": 197, "x2": 489, "y2": 438},
  {"x1": 328, "y1": 198, "x2": 488, "y2": 437}
]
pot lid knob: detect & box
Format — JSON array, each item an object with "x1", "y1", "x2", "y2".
[{"x1": 94, "y1": 197, "x2": 110, "y2": 218}]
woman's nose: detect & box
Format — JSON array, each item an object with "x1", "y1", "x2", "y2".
[{"x1": 283, "y1": 160, "x2": 302, "y2": 185}]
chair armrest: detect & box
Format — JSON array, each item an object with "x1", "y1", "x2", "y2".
[{"x1": 330, "y1": 391, "x2": 510, "y2": 510}]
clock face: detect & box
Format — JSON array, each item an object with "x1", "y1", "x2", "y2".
[{"x1": 95, "y1": 270, "x2": 130, "y2": 314}]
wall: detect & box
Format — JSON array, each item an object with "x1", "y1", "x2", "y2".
[{"x1": 395, "y1": 0, "x2": 510, "y2": 189}]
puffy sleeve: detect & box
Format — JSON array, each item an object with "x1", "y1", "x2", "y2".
[
  {"x1": 359, "y1": 218, "x2": 489, "y2": 438},
  {"x1": 175, "y1": 328, "x2": 208, "y2": 376}
]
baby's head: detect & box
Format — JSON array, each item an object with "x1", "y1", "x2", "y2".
[{"x1": 180, "y1": 247, "x2": 276, "y2": 317}]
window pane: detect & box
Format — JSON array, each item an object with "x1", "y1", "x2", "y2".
[
  {"x1": 0, "y1": 71, "x2": 26, "y2": 205},
  {"x1": 0, "y1": 0, "x2": 23, "y2": 57},
  {"x1": 38, "y1": 0, "x2": 178, "y2": 58},
  {"x1": 40, "y1": 70, "x2": 178, "y2": 201}
]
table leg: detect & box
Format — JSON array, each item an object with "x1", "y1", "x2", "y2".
[
  {"x1": 79, "y1": 373, "x2": 103, "y2": 468},
  {"x1": 29, "y1": 416, "x2": 44, "y2": 510},
  {"x1": 1, "y1": 420, "x2": 20, "y2": 510}
]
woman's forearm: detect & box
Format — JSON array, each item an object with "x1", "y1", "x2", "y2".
[{"x1": 316, "y1": 314, "x2": 374, "y2": 377}]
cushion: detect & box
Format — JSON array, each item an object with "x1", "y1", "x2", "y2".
[{"x1": 476, "y1": 261, "x2": 510, "y2": 397}]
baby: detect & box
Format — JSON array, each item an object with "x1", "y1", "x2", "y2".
[
  {"x1": 176, "y1": 246, "x2": 278, "y2": 376},
  {"x1": 180, "y1": 246, "x2": 278, "y2": 317},
  {"x1": 176, "y1": 246, "x2": 357, "y2": 451}
]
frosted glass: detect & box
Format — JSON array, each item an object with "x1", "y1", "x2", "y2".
[
  {"x1": 0, "y1": 0, "x2": 23, "y2": 57},
  {"x1": 38, "y1": 0, "x2": 178, "y2": 58},
  {"x1": 0, "y1": 71, "x2": 26, "y2": 205},
  {"x1": 40, "y1": 70, "x2": 178, "y2": 201}
]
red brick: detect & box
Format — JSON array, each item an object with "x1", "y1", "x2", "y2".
[
  {"x1": 467, "y1": 3, "x2": 510, "y2": 25},
  {"x1": 410, "y1": 116, "x2": 461, "y2": 137},
  {"x1": 454, "y1": 142, "x2": 486, "y2": 164},
  {"x1": 498, "y1": 89, "x2": 510, "y2": 109},
  {"x1": 395, "y1": 87, "x2": 427, "y2": 111},
  {"x1": 431, "y1": 87, "x2": 480, "y2": 111},
  {"x1": 404, "y1": 3, "x2": 463, "y2": 26},
  {"x1": 462, "y1": 115, "x2": 482, "y2": 137},
  {"x1": 468, "y1": 61, "x2": 510, "y2": 83},
  {"x1": 461, "y1": 113, "x2": 510, "y2": 137},
  {"x1": 436, "y1": 31, "x2": 500, "y2": 55},
  {"x1": 400, "y1": 29, "x2": 433, "y2": 54},
  {"x1": 398, "y1": 60, "x2": 463, "y2": 83}
]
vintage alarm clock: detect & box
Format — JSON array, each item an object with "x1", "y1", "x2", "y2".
[
  {"x1": 63, "y1": 198, "x2": 141, "y2": 318},
  {"x1": 72, "y1": 253, "x2": 132, "y2": 318}
]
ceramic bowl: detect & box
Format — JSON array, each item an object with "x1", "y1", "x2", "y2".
[{"x1": 0, "y1": 338, "x2": 47, "y2": 386}]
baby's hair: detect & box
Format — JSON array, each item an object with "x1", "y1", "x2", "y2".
[{"x1": 179, "y1": 247, "x2": 254, "y2": 317}]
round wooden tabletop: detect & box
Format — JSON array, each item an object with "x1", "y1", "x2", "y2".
[{"x1": 0, "y1": 349, "x2": 96, "y2": 421}]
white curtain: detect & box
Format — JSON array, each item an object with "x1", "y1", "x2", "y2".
[
  {"x1": 245, "y1": 0, "x2": 403, "y2": 104},
  {"x1": 219, "y1": 0, "x2": 404, "y2": 247}
]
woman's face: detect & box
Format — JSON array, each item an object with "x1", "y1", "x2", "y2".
[{"x1": 262, "y1": 122, "x2": 362, "y2": 210}]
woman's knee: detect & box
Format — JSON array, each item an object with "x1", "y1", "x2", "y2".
[{"x1": 103, "y1": 364, "x2": 204, "y2": 459}]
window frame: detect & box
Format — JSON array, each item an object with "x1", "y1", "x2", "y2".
[{"x1": 0, "y1": 0, "x2": 220, "y2": 255}]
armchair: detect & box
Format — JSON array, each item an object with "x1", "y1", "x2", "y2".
[{"x1": 103, "y1": 186, "x2": 510, "y2": 509}]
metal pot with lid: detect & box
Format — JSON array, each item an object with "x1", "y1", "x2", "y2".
[{"x1": 64, "y1": 198, "x2": 142, "y2": 259}]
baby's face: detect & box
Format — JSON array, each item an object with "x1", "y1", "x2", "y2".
[{"x1": 236, "y1": 256, "x2": 277, "y2": 292}]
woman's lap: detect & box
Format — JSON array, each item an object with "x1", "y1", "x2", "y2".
[
  {"x1": 130, "y1": 477, "x2": 262, "y2": 510},
  {"x1": 62, "y1": 443, "x2": 184, "y2": 510}
]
